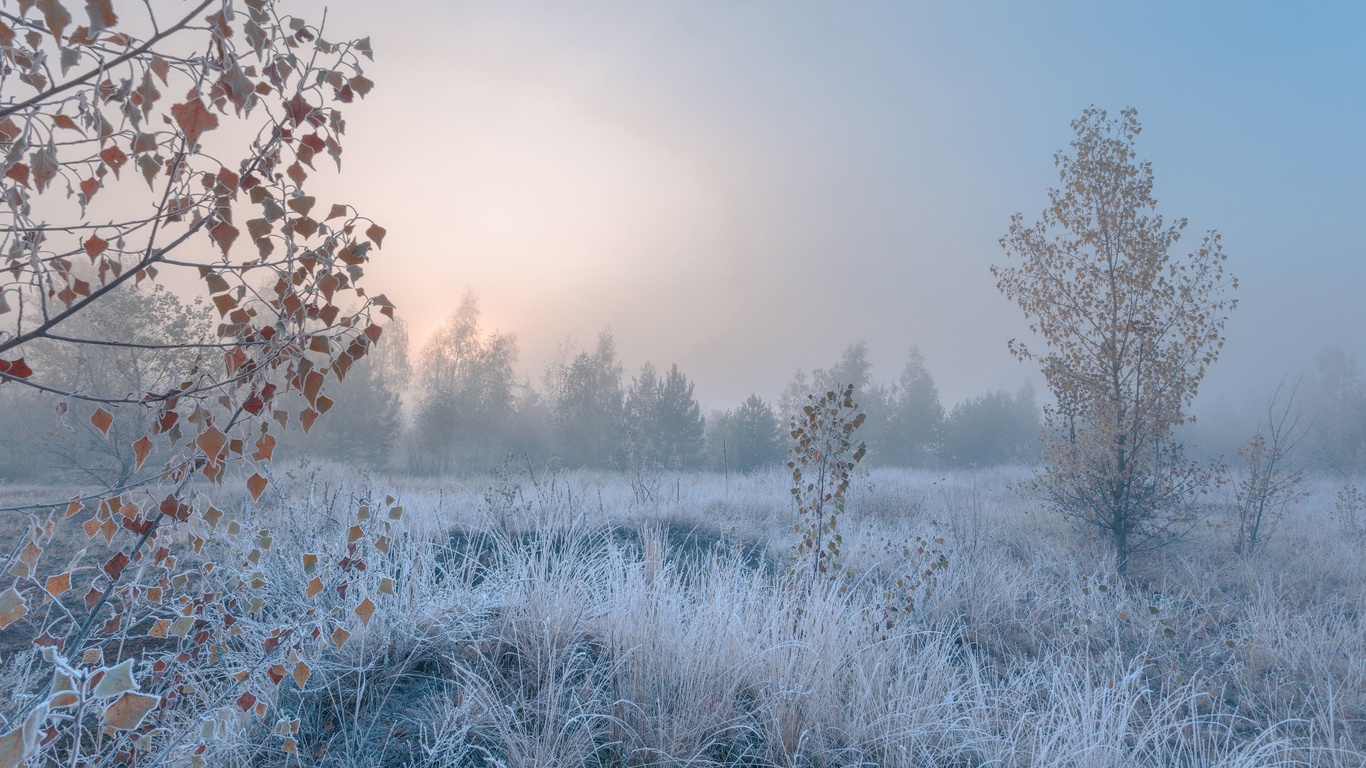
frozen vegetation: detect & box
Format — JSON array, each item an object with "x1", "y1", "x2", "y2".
[{"x1": 5, "y1": 463, "x2": 1354, "y2": 767}]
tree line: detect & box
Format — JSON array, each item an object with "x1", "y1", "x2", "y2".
[
  {"x1": 12, "y1": 284, "x2": 1363, "y2": 487},
  {"x1": 0, "y1": 287, "x2": 1039, "y2": 480},
  {"x1": 6, "y1": 278, "x2": 1366, "y2": 487},
  {"x1": 394, "y1": 292, "x2": 1043, "y2": 475}
]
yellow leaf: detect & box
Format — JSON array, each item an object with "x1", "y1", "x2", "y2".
[{"x1": 103, "y1": 692, "x2": 159, "y2": 730}]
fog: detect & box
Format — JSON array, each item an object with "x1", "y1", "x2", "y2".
[
  {"x1": 13, "y1": 1, "x2": 1354, "y2": 476},
  {"x1": 273, "y1": 2, "x2": 1361, "y2": 428}
]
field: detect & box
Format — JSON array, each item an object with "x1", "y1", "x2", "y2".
[{"x1": 2, "y1": 463, "x2": 1364, "y2": 767}]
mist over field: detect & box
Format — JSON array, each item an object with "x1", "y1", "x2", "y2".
[{"x1": 2, "y1": 2, "x2": 1365, "y2": 767}]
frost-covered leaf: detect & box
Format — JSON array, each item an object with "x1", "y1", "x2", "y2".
[
  {"x1": 354, "y1": 597, "x2": 375, "y2": 627},
  {"x1": 103, "y1": 692, "x2": 158, "y2": 730},
  {"x1": 171, "y1": 98, "x2": 218, "y2": 146},
  {"x1": 291, "y1": 661, "x2": 310, "y2": 688},
  {"x1": 0, "y1": 702, "x2": 47, "y2": 768},
  {"x1": 93, "y1": 658, "x2": 137, "y2": 697},
  {"x1": 0, "y1": 587, "x2": 27, "y2": 629},
  {"x1": 90, "y1": 407, "x2": 113, "y2": 436},
  {"x1": 132, "y1": 435, "x2": 153, "y2": 470},
  {"x1": 247, "y1": 473, "x2": 268, "y2": 501},
  {"x1": 44, "y1": 572, "x2": 71, "y2": 597}
]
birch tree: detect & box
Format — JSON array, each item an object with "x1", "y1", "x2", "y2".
[{"x1": 993, "y1": 107, "x2": 1237, "y2": 577}]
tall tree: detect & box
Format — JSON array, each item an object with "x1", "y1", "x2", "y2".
[
  {"x1": 655, "y1": 363, "x2": 706, "y2": 469},
  {"x1": 624, "y1": 361, "x2": 663, "y2": 465},
  {"x1": 625, "y1": 361, "x2": 705, "y2": 470},
  {"x1": 993, "y1": 107, "x2": 1237, "y2": 577},
  {"x1": 545, "y1": 331, "x2": 624, "y2": 469},
  {"x1": 413, "y1": 291, "x2": 517, "y2": 473},
  {"x1": 881, "y1": 347, "x2": 944, "y2": 467}
]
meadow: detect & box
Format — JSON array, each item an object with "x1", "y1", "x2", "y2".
[{"x1": 2, "y1": 462, "x2": 1363, "y2": 767}]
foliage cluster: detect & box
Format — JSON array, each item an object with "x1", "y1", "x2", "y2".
[
  {"x1": 994, "y1": 107, "x2": 1237, "y2": 577},
  {"x1": 0, "y1": 0, "x2": 399, "y2": 764},
  {"x1": 785, "y1": 385, "x2": 866, "y2": 600}
]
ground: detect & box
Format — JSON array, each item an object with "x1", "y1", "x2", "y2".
[{"x1": 1, "y1": 463, "x2": 1363, "y2": 766}]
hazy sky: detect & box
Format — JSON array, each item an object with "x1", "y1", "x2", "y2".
[{"x1": 305, "y1": 1, "x2": 1366, "y2": 416}]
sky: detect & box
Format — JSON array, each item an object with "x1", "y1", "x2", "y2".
[{"x1": 302, "y1": 1, "x2": 1366, "y2": 419}]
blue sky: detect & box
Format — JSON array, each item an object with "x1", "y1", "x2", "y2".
[{"x1": 318, "y1": 1, "x2": 1366, "y2": 417}]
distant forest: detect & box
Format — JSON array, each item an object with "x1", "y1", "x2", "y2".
[{"x1": 5, "y1": 288, "x2": 1364, "y2": 482}]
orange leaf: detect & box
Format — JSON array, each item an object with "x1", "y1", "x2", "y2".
[
  {"x1": 44, "y1": 572, "x2": 71, "y2": 597},
  {"x1": 349, "y1": 74, "x2": 374, "y2": 97},
  {"x1": 4, "y1": 162, "x2": 29, "y2": 187},
  {"x1": 83, "y1": 234, "x2": 108, "y2": 261},
  {"x1": 170, "y1": 98, "x2": 219, "y2": 146},
  {"x1": 36, "y1": 0, "x2": 72, "y2": 41},
  {"x1": 354, "y1": 597, "x2": 375, "y2": 627},
  {"x1": 247, "y1": 473, "x2": 268, "y2": 501},
  {"x1": 287, "y1": 196, "x2": 315, "y2": 217},
  {"x1": 203, "y1": 271, "x2": 230, "y2": 294},
  {"x1": 99, "y1": 145, "x2": 127, "y2": 177},
  {"x1": 90, "y1": 407, "x2": 113, "y2": 436},
  {"x1": 330, "y1": 627, "x2": 350, "y2": 648},
  {"x1": 132, "y1": 436, "x2": 153, "y2": 470},
  {"x1": 209, "y1": 220, "x2": 239, "y2": 256},
  {"x1": 252, "y1": 433, "x2": 276, "y2": 462},
  {"x1": 305, "y1": 576, "x2": 323, "y2": 599},
  {"x1": 291, "y1": 661, "x2": 311, "y2": 688},
  {"x1": 196, "y1": 426, "x2": 227, "y2": 460},
  {"x1": 213, "y1": 293, "x2": 238, "y2": 316}
]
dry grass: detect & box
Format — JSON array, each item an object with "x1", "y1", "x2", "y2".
[{"x1": 2, "y1": 463, "x2": 1362, "y2": 766}]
